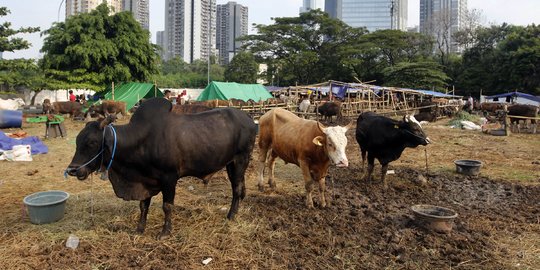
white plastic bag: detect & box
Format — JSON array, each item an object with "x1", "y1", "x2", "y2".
[{"x1": 0, "y1": 145, "x2": 32, "y2": 161}]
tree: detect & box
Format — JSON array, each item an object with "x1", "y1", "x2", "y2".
[
  {"x1": 241, "y1": 9, "x2": 365, "y2": 86},
  {"x1": 0, "y1": 6, "x2": 41, "y2": 91},
  {"x1": 224, "y1": 51, "x2": 259, "y2": 83},
  {"x1": 383, "y1": 61, "x2": 449, "y2": 90},
  {"x1": 40, "y1": 4, "x2": 158, "y2": 90},
  {"x1": 346, "y1": 30, "x2": 433, "y2": 84}
]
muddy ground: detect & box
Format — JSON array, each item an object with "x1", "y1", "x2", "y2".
[{"x1": 0, "y1": 115, "x2": 539, "y2": 269}]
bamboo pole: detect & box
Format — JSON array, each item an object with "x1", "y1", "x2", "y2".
[{"x1": 112, "y1": 82, "x2": 115, "y2": 101}]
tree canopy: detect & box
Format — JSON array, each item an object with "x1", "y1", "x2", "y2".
[
  {"x1": 0, "y1": 6, "x2": 41, "y2": 91},
  {"x1": 40, "y1": 4, "x2": 158, "y2": 91},
  {"x1": 224, "y1": 51, "x2": 259, "y2": 84},
  {"x1": 454, "y1": 24, "x2": 540, "y2": 95}
]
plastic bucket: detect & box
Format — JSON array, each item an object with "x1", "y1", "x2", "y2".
[
  {"x1": 23, "y1": 190, "x2": 69, "y2": 224},
  {"x1": 0, "y1": 110, "x2": 23, "y2": 128}
]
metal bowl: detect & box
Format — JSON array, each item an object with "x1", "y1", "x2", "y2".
[
  {"x1": 411, "y1": 204, "x2": 458, "y2": 233},
  {"x1": 454, "y1": 159, "x2": 482, "y2": 176}
]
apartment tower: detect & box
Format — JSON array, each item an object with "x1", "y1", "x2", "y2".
[
  {"x1": 164, "y1": 0, "x2": 216, "y2": 62},
  {"x1": 216, "y1": 2, "x2": 248, "y2": 65}
]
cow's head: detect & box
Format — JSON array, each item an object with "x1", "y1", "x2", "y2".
[
  {"x1": 66, "y1": 115, "x2": 116, "y2": 180},
  {"x1": 401, "y1": 115, "x2": 431, "y2": 146},
  {"x1": 42, "y1": 99, "x2": 52, "y2": 114},
  {"x1": 312, "y1": 122, "x2": 352, "y2": 167}
]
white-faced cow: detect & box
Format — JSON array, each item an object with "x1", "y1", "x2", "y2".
[
  {"x1": 257, "y1": 108, "x2": 352, "y2": 208},
  {"x1": 356, "y1": 112, "x2": 430, "y2": 188},
  {"x1": 66, "y1": 98, "x2": 257, "y2": 239}
]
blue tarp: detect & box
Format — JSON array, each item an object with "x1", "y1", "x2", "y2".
[
  {"x1": 485, "y1": 92, "x2": 540, "y2": 103},
  {"x1": 0, "y1": 131, "x2": 48, "y2": 155},
  {"x1": 410, "y1": 89, "x2": 462, "y2": 98}
]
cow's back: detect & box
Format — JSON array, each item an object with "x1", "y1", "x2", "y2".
[{"x1": 259, "y1": 108, "x2": 323, "y2": 165}]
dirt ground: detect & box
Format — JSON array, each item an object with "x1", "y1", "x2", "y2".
[{"x1": 0, "y1": 114, "x2": 539, "y2": 269}]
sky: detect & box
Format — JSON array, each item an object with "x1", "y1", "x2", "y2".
[{"x1": 2, "y1": 0, "x2": 540, "y2": 60}]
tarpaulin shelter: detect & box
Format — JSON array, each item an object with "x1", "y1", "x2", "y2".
[
  {"x1": 197, "y1": 81, "x2": 273, "y2": 102},
  {"x1": 102, "y1": 82, "x2": 163, "y2": 111},
  {"x1": 485, "y1": 92, "x2": 540, "y2": 104}
]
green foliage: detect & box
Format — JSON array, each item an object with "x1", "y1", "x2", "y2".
[
  {"x1": 224, "y1": 51, "x2": 259, "y2": 83},
  {"x1": 241, "y1": 9, "x2": 365, "y2": 86},
  {"x1": 0, "y1": 6, "x2": 41, "y2": 90},
  {"x1": 450, "y1": 24, "x2": 540, "y2": 96},
  {"x1": 40, "y1": 4, "x2": 158, "y2": 91},
  {"x1": 448, "y1": 111, "x2": 480, "y2": 127},
  {"x1": 152, "y1": 57, "x2": 224, "y2": 88},
  {"x1": 383, "y1": 61, "x2": 449, "y2": 90},
  {"x1": 348, "y1": 30, "x2": 434, "y2": 84}
]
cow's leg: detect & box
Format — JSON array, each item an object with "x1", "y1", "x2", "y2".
[
  {"x1": 226, "y1": 152, "x2": 250, "y2": 220},
  {"x1": 364, "y1": 153, "x2": 375, "y2": 182},
  {"x1": 380, "y1": 163, "x2": 389, "y2": 189},
  {"x1": 300, "y1": 161, "x2": 315, "y2": 208},
  {"x1": 317, "y1": 172, "x2": 327, "y2": 208},
  {"x1": 361, "y1": 148, "x2": 367, "y2": 172},
  {"x1": 267, "y1": 151, "x2": 278, "y2": 190},
  {"x1": 257, "y1": 145, "x2": 270, "y2": 192},
  {"x1": 136, "y1": 197, "x2": 152, "y2": 234},
  {"x1": 158, "y1": 180, "x2": 176, "y2": 240}
]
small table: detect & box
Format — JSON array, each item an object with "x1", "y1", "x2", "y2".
[{"x1": 45, "y1": 115, "x2": 66, "y2": 138}]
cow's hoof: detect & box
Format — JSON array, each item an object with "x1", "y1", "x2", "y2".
[
  {"x1": 157, "y1": 232, "x2": 171, "y2": 240},
  {"x1": 135, "y1": 227, "x2": 145, "y2": 234},
  {"x1": 257, "y1": 185, "x2": 265, "y2": 192}
]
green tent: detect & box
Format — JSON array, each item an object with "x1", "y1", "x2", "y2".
[
  {"x1": 102, "y1": 82, "x2": 163, "y2": 111},
  {"x1": 197, "y1": 81, "x2": 273, "y2": 102}
]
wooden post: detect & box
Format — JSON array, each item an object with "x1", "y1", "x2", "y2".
[
  {"x1": 112, "y1": 82, "x2": 115, "y2": 101},
  {"x1": 154, "y1": 80, "x2": 157, "y2": 97},
  {"x1": 503, "y1": 104, "x2": 510, "y2": 136}
]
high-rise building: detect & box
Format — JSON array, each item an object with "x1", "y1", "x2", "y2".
[
  {"x1": 300, "y1": 0, "x2": 317, "y2": 13},
  {"x1": 123, "y1": 0, "x2": 149, "y2": 30},
  {"x1": 164, "y1": 0, "x2": 216, "y2": 63},
  {"x1": 324, "y1": 0, "x2": 407, "y2": 32},
  {"x1": 66, "y1": 0, "x2": 123, "y2": 18},
  {"x1": 156, "y1": 31, "x2": 166, "y2": 58},
  {"x1": 216, "y1": 2, "x2": 248, "y2": 65},
  {"x1": 420, "y1": 0, "x2": 467, "y2": 52}
]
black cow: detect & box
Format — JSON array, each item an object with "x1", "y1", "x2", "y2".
[
  {"x1": 355, "y1": 112, "x2": 430, "y2": 188},
  {"x1": 66, "y1": 98, "x2": 257, "y2": 239},
  {"x1": 317, "y1": 102, "x2": 342, "y2": 123}
]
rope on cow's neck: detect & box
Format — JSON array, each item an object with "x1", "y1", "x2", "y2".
[
  {"x1": 62, "y1": 124, "x2": 117, "y2": 178},
  {"x1": 402, "y1": 129, "x2": 427, "y2": 142}
]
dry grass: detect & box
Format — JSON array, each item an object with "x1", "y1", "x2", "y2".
[{"x1": 0, "y1": 116, "x2": 538, "y2": 269}]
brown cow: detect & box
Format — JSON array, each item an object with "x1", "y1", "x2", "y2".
[
  {"x1": 508, "y1": 104, "x2": 539, "y2": 133},
  {"x1": 198, "y1": 99, "x2": 230, "y2": 108},
  {"x1": 172, "y1": 104, "x2": 212, "y2": 114},
  {"x1": 44, "y1": 101, "x2": 83, "y2": 118},
  {"x1": 479, "y1": 102, "x2": 504, "y2": 114},
  {"x1": 86, "y1": 100, "x2": 127, "y2": 118},
  {"x1": 257, "y1": 108, "x2": 352, "y2": 208}
]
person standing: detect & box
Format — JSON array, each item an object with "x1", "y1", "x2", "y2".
[
  {"x1": 163, "y1": 90, "x2": 172, "y2": 101},
  {"x1": 69, "y1": 90, "x2": 76, "y2": 102}
]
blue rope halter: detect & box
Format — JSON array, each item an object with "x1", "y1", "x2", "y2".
[{"x1": 64, "y1": 124, "x2": 118, "y2": 178}]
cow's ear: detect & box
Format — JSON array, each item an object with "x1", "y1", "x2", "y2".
[
  {"x1": 99, "y1": 114, "x2": 116, "y2": 129},
  {"x1": 312, "y1": 136, "x2": 324, "y2": 147}
]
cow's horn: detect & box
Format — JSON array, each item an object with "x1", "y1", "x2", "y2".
[
  {"x1": 317, "y1": 121, "x2": 326, "y2": 132},
  {"x1": 344, "y1": 121, "x2": 354, "y2": 130}
]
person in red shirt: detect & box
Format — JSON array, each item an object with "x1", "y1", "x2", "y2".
[{"x1": 69, "y1": 90, "x2": 76, "y2": 102}]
